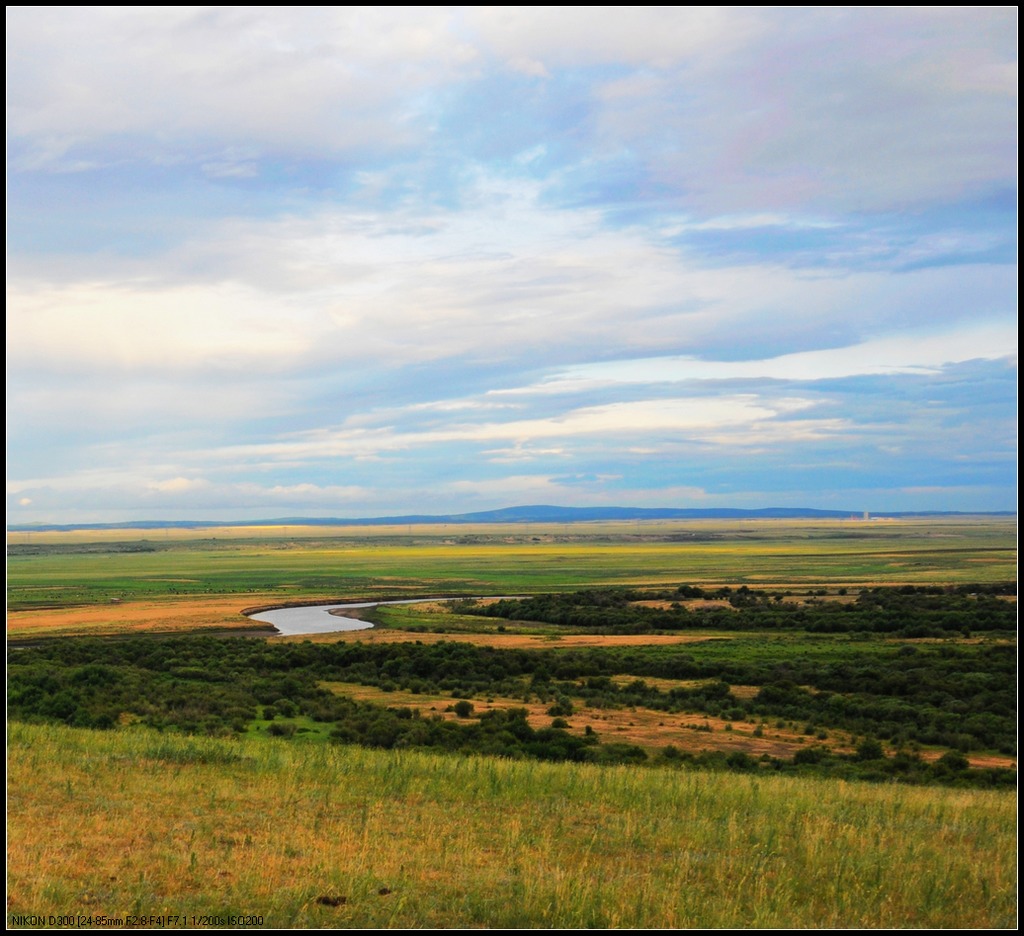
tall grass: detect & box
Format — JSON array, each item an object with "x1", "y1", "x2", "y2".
[{"x1": 7, "y1": 723, "x2": 1016, "y2": 928}]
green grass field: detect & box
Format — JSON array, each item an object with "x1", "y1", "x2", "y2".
[
  {"x1": 7, "y1": 722, "x2": 1016, "y2": 929},
  {"x1": 7, "y1": 517, "x2": 1017, "y2": 612}
]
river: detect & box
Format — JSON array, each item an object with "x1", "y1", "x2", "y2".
[{"x1": 245, "y1": 598, "x2": 454, "y2": 637}]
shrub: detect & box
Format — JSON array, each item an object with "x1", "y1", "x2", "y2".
[
  {"x1": 936, "y1": 750, "x2": 970, "y2": 772},
  {"x1": 856, "y1": 738, "x2": 885, "y2": 761},
  {"x1": 793, "y1": 746, "x2": 828, "y2": 766},
  {"x1": 547, "y1": 696, "x2": 575, "y2": 717}
]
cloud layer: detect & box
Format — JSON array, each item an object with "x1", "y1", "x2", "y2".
[{"x1": 7, "y1": 8, "x2": 1017, "y2": 521}]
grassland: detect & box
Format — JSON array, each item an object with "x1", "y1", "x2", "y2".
[
  {"x1": 6, "y1": 517, "x2": 1017, "y2": 928},
  {"x1": 7, "y1": 722, "x2": 1016, "y2": 929},
  {"x1": 7, "y1": 517, "x2": 1017, "y2": 625}
]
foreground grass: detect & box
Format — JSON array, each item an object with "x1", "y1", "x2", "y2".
[{"x1": 7, "y1": 723, "x2": 1016, "y2": 929}]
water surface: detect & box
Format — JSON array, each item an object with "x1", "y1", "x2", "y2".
[{"x1": 246, "y1": 599, "x2": 435, "y2": 636}]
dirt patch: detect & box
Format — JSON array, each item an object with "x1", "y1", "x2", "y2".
[
  {"x1": 583, "y1": 708, "x2": 836, "y2": 759},
  {"x1": 323, "y1": 682, "x2": 560, "y2": 729},
  {"x1": 954, "y1": 752, "x2": 1017, "y2": 769},
  {"x1": 628, "y1": 598, "x2": 739, "y2": 611},
  {"x1": 322, "y1": 680, "x2": 850, "y2": 760},
  {"x1": 276, "y1": 630, "x2": 730, "y2": 649}
]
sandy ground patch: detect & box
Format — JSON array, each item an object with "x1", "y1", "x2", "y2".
[{"x1": 276, "y1": 630, "x2": 728, "y2": 649}]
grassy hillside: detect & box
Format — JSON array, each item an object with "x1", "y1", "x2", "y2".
[
  {"x1": 7, "y1": 518, "x2": 1016, "y2": 928},
  {"x1": 7, "y1": 723, "x2": 1016, "y2": 929}
]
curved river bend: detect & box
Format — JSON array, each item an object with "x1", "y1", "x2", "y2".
[{"x1": 246, "y1": 599, "x2": 453, "y2": 637}]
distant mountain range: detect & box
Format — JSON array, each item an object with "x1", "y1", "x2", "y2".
[{"x1": 8, "y1": 505, "x2": 1014, "y2": 532}]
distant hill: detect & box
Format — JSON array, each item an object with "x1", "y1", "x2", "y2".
[{"x1": 7, "y1": 505, "x2": 1014, "y2": 532}]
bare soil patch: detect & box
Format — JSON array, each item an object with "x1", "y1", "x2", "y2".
[{"x1": 277, "y1": 630, "x2": 728, "y2": 649}]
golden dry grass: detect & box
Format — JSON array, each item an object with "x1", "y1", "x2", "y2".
[
  {"x1": 6, "y1": 596, "x2": 283, "y2": 639},
  {"x1": 7, "y1": 722, "x2": 1017, "y2": 929}
]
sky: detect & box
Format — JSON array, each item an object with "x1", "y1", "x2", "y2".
[{"x1": 6, "y1": 7, "x2": 1018, "y2": 523}]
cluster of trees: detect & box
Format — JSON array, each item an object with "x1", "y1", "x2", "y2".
[{"x1": 470, "y1": 584, "x2": 1016, "y2": 636}]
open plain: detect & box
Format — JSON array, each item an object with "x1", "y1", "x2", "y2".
[{"x1": 6, "y1": 517, "x2": 1017, "y2": 929}]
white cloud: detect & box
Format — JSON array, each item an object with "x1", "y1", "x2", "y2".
[
  {"x1": 15, "y1": 180, "x2": 978, "y2": 385},
  {"x1": 187, "y1": 394, "x2": 835, "y2": 469},
  {"x1": 482, "y1": 444, "x2": 570, "y2": 463},
  {"x1": 661, "y1": 214, "x2": 841, "y2": 235},
  {"x1": 444, "y1": 474, "x2": 713, "y2": 508},
  {"x1": 554, "y1": 320, "x2": 1018, "y2": 386},
  {"x1": 10, "y1": 8, "x2": 1013, "y2": 214},
  {"x1": 465, "y1": 7, "x2": 763, "y2": 70},
  {"x1": 148, "y1": 477, "x2": 210, "y2": 494},
  {"x1": 585, "y1": 8, "x2": 1017, "y2": 212},
  {"x1": 233, "y1": 482, "x2": 369, "y2": 503},
  {"x1": 7, "y1": 279, "x2": 317, "y2": 374},
  {"x1": 8, "y1": 7, "x2": 475, "y2": 168},
  {"x1": 8, "y1": 472, "x2": 372, "y2": 513}
]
